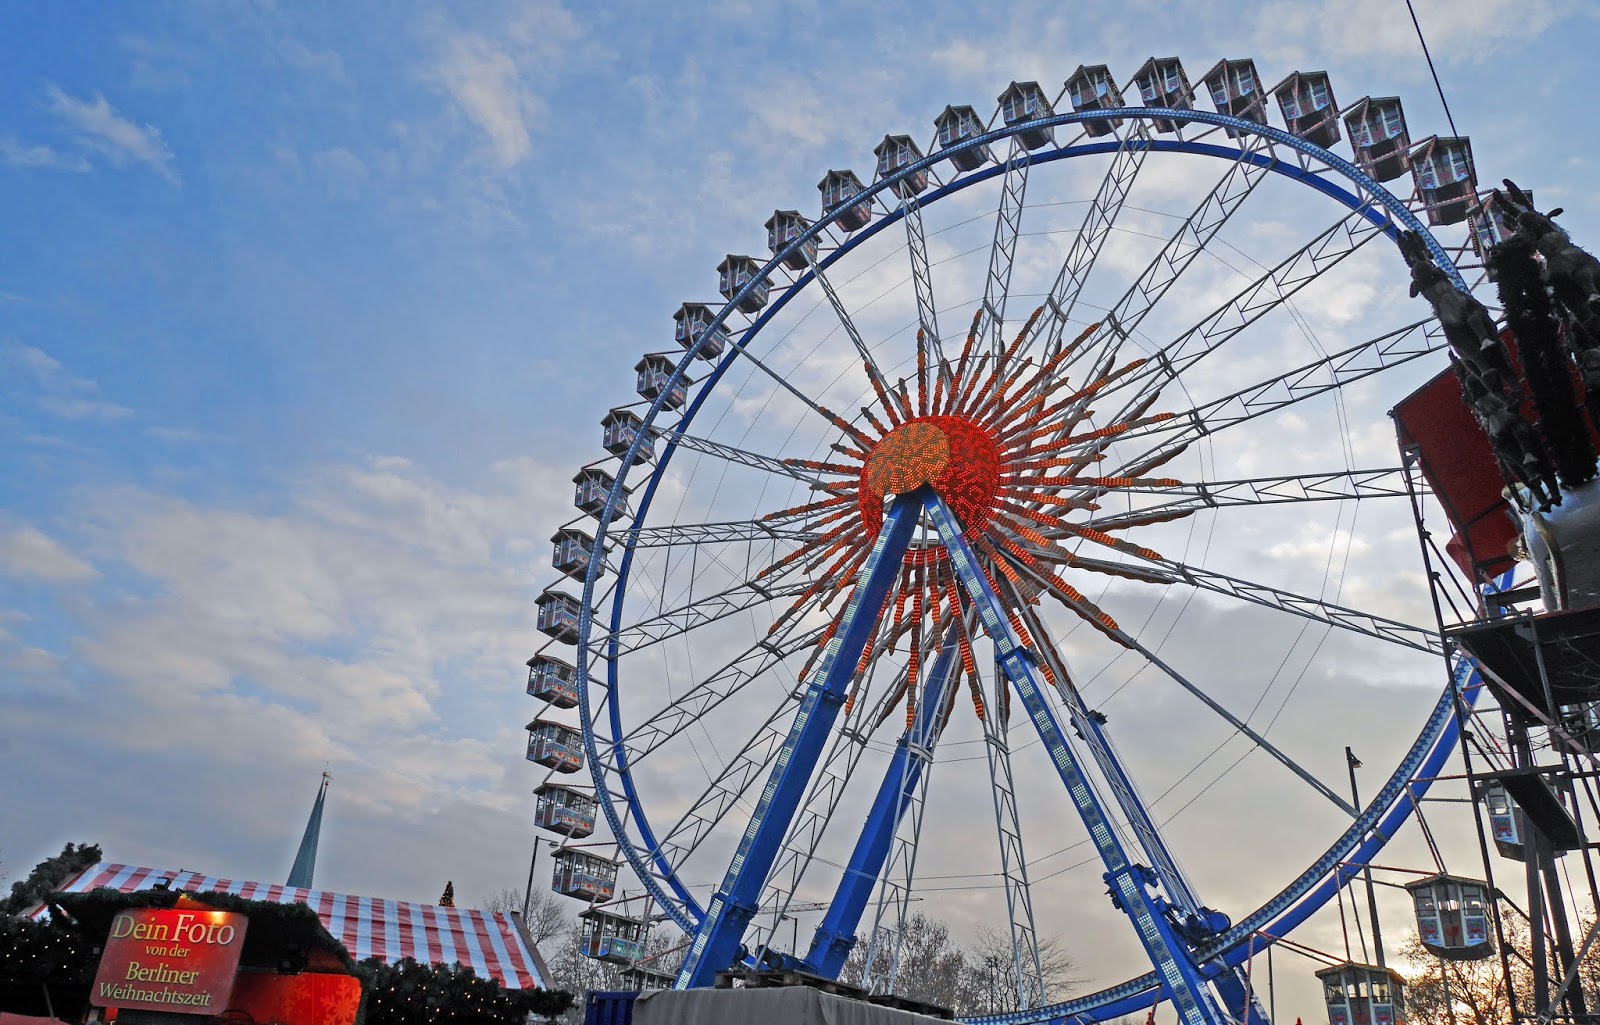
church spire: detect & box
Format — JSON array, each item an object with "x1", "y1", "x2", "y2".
[{"x1": 287, "y1": 770, "x2": 330, "y2": 888}]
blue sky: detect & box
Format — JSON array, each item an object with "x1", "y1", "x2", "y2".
[{"x1": 4, "y1": 0, "x2": 1600, "y2": 1017}]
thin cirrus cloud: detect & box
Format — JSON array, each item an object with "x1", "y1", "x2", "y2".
[
  {"x1": 0, "y1": 524, "x2": 99, "y2": 583},
  {"x1": 0, "y1": 134, "x2": 90, "y2": 172},
  {"x1": 42, "y1": 83, "x2": 179, "y2": 184},
  {"x1": 6, "y1": 345, "x2": 135, "y2": 423},
  {"x1": 430, "y1": 34, "x2": 539, "y2": 171}
]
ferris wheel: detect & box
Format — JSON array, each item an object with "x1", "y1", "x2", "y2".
[{"x1": 526, "y1": 57, "x2": 1504, "y2": 1025}]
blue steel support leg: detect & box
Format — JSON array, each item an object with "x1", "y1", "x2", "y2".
[
  {"x1": 674, "y1": 490, "x2": 925, "y2": 989},
  {"x1": 805, "y1": 628, "x2": 962, "y2": 976},
  {"x1": 1016, "y1": 600, "x2": 1269, "y2": 1025},
  {"x1": 925, "y1": 493, "x2": 1230, "y2": 1025}
]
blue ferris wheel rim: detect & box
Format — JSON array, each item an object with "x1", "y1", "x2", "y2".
[{"x1": 571, "y1": 105, "x2": 1461, "y2": 1015}]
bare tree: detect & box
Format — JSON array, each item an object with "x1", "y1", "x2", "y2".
[
  {"x1": 839, "y1": 914, "x2": 1076, "y2": 1016},
  {"x1": 956, "y1": 927, "x2": 1078, "y2": 1016},
  {"x1": 840, "y1": 912, "x2": 969, "y2": 1010},
  {"x1": 1400, "y1": 903, "x2": 1600, "y2": 1025},
  {"x1": 545, "y1": 924, "x2": 685, "y2": 1024},
  {"x1": 478, "y1": 885, "x2": 573, "y2": 948}
]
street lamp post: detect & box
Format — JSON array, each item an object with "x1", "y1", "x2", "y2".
[
  {"x1": 1346, "y1": 746, "x2": 1386, "y2": 966},
  {"x1": 522, "y1": 834, "x2": 553, "y2": 923}
]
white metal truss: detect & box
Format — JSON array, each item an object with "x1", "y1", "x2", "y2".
[
  {"x1": 860, "y1": 619, "x2": 965, "y2": 996},
  {"x1": 592, "y1": 573, "x2": 810, "y2": 657},
  {"x1": 625, "y1": 518, "x2": 821, "y2": 549},
  {"x1": 977, "y1": 135, "x2": 1032, "y2": 356},
  {"x1": 1035, "y1": 120, "x2": 1152, "y2": 360},
  {"x1": 646, "y1": 424, "x2": 824, "y2": 486},
  {"x1": 1155, "y1": 559, "x2": 1442, "y2": 655},
  {"x1": 1097, "y1": 204, "x2": 1392, "y2": 420},
  {"x1": 1080, "y1": 467, "x2": 1412, "y2": 517},
  {"x1": 642, "y1": 691, "x2": 796, "y2": 891},
  {"x1": 980, "y1": 646, "x2": 1048, "y2": 1010},
  {"x1": 605, "y1": 620, "x2": 824, "y2": 767},
  {"x1": 1100, "y1": 319, "x2": 1448, "y2": 473},
  {"x1": 900, "y1": 185, "x2": 947, "y2": 369},
  {"x1": 1062, "y1": 132, "x2": 1276, "y2": 376}
]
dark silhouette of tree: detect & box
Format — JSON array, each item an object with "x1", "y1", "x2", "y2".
[
  {"x1": 356, "y1": 956, "x2": 572, "y2": 1024},
  {"x1": 838, "y1": 912, "x2": 1075, "y2": 1016},
  {"x1": 957, "y1": 926, "x2": 1078, "y2": 1015},
  {"x1": 840, "y1": 911, "x2": 968, "y2": 1009},
  {"x1": 0, "y1": 842, "x2": 101, "y2": 916},
  {"x1": 479, "y1": 884, "x2": 571, "y2": 947},
  {"x1": 1400, "y1": 901, "x2": 1600, "y2": 1024}
]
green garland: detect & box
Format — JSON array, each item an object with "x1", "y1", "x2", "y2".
[
  {"x1": 0, "y1": 843, "x2": 102, "y2": 916},
  {"x1": 355, "y1": 957, "x2": 573, "y2": 1025}
]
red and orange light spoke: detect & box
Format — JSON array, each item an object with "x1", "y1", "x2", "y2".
[{"x1": 755, "y1": 306, "x2": 1190, "y2": 735}]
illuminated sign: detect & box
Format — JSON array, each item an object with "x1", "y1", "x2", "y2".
[{"x1": 92, "y1": 907, "x2": 248, "y2": 1015}]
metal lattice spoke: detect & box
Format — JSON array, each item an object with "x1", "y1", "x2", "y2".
[
  {"x1": 1033, "y1": 121, "x2": 1151, "y2": 359},
  {"x1": 647, "y1": 424, "x2": 826, "y2": 486},
  {"x1": 901, "y1": 187, "x2": 948, "y2": 369},
  {"x1": 1156, "y1": 557, "x2": 1442, "y2": 655},
  {"x1": 1099, "y1": 318, "x2": 1447, "y2": 470},
  {"x1": 1062, "y1": 132, "x2": 1274, "y2": 375},
  {"x1": 1076, "y1": 468, "x2": 1413, "y2": 531},
  {"x1": 625, "y1": 518, "x2": 823, "y2": 549},
  {"x1": 596, "y1": 573, "x2": 811, "y2": 658},
  {"x1": 980, "y1": 656, "x2": 1048, "y2": 1009},
  {"x1": 977, "y1": 135, "x2": 1032, "y2": 355},
  {"x1": 1093, "y1": 204, "x2": 1389, "y2": 417},
  {"x1": 646, "y1": 692, "x2": 798, "y2": 886},
  {"x1": 865, "y1": 622, "x2": 968, "y2": 995},
  {"x1": 610, "y1": 621, "x2": 825, "y2": 768}
]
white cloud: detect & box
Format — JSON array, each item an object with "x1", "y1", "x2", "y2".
[
  {"x1": 275, "y1": 36, "x2": 346, "y2": 80},
  {"x1": 0, "y1": 135, "x2": 90, "y2": 172},
  {"x1": 36, "y1": 395, "x2": 135, "y2": 422},
  {"x1": 55, "y1": 454, "x2": 572, "y2": 799},
  {"x1": 1253, "y1": 0, "x2": 1579, "y2": 66},
  {"x1": 0, "y1": 525, "x2": 99, "y2": 582},
  {"x1": 431, "y1": 34, "x2": 538, "y2": 170},
  {"x1": 8, "y1": 345, "x2": 78, "y2": 386},
  {"x1": 0, "y1": 611, "x2": 66, "y2": 684},
  {"x1": 312, "y1": 147, "x2": 370, "y2": 198},
  {"x1": 44, "y1": 84, "x2": 179, "y2": 184},
  {"x1": 743, "y1": 74, "x2": 830, "y2": 149},
  {"x1": 6, "y1": 344, "x2": 135, "y2": 423}
]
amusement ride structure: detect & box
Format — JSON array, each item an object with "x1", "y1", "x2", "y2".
[{"x1": 524, "y1": 56, "x2": 1600, "y2": 1025}]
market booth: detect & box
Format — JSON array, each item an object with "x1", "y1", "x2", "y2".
[
  {"x1": 28, "y1": 886, "x2": 361, "y2": 1025},
  {"x1": 23, "y1": 863, "x2": 551, "y2": 1024}
]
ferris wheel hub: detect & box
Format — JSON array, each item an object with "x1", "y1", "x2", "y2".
[
  {"x1": 859, "y1": 415, "x2": 1003, "y2": 537},
  {"x1": 863, "y1": 421, "x2": 951, "y2": 496}
]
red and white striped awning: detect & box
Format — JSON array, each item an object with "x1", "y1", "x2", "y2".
[{"x1": 46, "y1": 863, "x2": 550, "y2": 989}]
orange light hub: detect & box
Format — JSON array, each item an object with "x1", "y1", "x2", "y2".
[{"x1": 860, "y1": 415, "x2": 1002, "y2": 544}]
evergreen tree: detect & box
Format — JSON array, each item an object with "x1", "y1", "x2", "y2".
[{"x1": 0, "y1": 842, "x2": 102, "y2": 917}]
